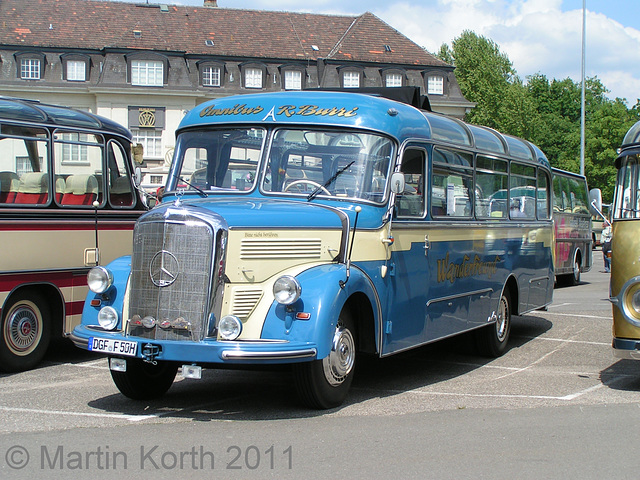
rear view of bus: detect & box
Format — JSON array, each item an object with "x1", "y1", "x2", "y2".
[
  {"x1": 551, "y1": 168, "x2": 592, "y2": 286},
  {"x1": 0, "y1": 97, "x2": 149, "y2": 371},
  {"x1": 611, "y1": 121, "x2": 640, "y2": 358}
]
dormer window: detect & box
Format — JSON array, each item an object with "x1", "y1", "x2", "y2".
[
  {"x1": 203, "y1": 66, "x2": 221, "y2": 86},
  {"x1": 126, "y1": 53, "x2": 169, "y2": 87},
  {"x1": 15, "y1": 52, "x2": 46, "y2": 80},
  {"x1": 61, "y1": 54, "x2": 91, "y2": 82},
  {"x1": 21, "y1": 59, "x2": 40, "y2": 80},
  {"x1": 343, "y1": 71, "x2": 360, "y2": 88},
  {"x1": 284, "y1": 70, "x2": 302, "y2": 90},
  {"x1": 279, "y1": 65, "x2": 305, "y2": 91},
  {"x1": 338, "y1": 66, "x2": 364, "y2": 89},
  {"x1": 427, "y1": 75, "x2": 444, "y2": 95},
  {"x1": 240, "y1": 63, "x2": 267, "y2": 89},
  {"x1": 245, "y1": 67, "x2": 262, "y2": 89},
  {"x1": 132, "y1": 60, "x2": 163, "y2": 86}
]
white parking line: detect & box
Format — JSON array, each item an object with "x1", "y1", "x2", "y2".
[
  {"x1": 513, "y1": 335, "x2": 610, "y2": 346},
  {"x1": 534, "y1": 310, "x2": 611, "y2": 320},
  {"x1": 0, "y1": 405, "x2": 157, "y2": 422}
]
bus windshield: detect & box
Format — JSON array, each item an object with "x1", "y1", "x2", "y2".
[{"x1": 169, "y1": 127, "x2": 394, "y2": 203}]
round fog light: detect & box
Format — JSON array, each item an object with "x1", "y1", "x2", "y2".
[
  {"x1": 273, "y1": 275, "x2": 302, "y2": 305},
  {"x1": 141, "y1": 316, "x2": 156, "y2": 329},
  {"x1": 87, "y1": 266, "x2": 113, "y2": 294},
  {"x1": 97, "y1": 306, "x2": 119, "y2": 330},
  {"x1": 218, "y1": 315, "x2": 242, "y2": 340}
]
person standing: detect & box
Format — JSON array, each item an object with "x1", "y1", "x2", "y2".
[{"x1": 601, "y1": 221, "x2": 612, "y2": 273}]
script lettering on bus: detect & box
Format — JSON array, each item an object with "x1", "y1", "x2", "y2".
[
  {"x1": 199, "y1": 104, "x2": 359, "y2": 119},
  {"x1": 436, "y1": 253, "x2": 501, "y2": 284},
  {"x1": 199, "y1": 104, "x2": 265, "y2": 117},
  {"x1": 277, "y1": 105, "x2": 359, "y2": 118}
]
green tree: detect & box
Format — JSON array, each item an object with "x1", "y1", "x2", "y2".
[{"x1": 438, "y1": 32, "x2": 640, "y2": 203}]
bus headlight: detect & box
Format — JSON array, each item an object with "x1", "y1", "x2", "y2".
[
  {"x1": 273, "y1": 275, "x2": 301, "y2": 305},
  {"x1": 218, "y1": 315, "x2": 242, "y2": 340},
  {"x1": 87, "y1": 266, "x2": 113, "y2": 294},
  {"x1": 97, "y1": 306, "x2": 119, "y2": 330}
]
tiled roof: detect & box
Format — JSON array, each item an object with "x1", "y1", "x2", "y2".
[{"x1": 0, "y1": 0, "x2": 449, "y2": 67}]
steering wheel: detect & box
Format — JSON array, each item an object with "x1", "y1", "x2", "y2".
[{"x1": 284, "y1": 179, "x2": 331, "y2": 195}]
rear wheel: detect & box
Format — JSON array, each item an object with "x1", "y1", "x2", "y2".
[
  {"x1": 110, "y1": 358, "x2": 178, "y2": 400},
  {"x1": 0, "y1": 292, "x2": 51, "y2": 372},
  {"x1": 476, "y1": 287, "x2": 512, "y2": 357},
  {"x1": 569, "y1": 253, "x2": 581, "y2": 286},
  {"x1": 294, "y1": 310, "x2": 356, "y2": 409}
]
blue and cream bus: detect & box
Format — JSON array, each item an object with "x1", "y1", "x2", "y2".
[{"x1": 71, "y1": 90, "x2": 554, "y2": 408}]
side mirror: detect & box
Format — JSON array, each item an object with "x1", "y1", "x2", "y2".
[
  {"x1": 589, "y1": 188, "x2": 603, "y2": 217},
  {"x1": 390, "y1": 172, "x2": 405, "y2": 194},
  {"x1": 134, "y1": 166, "x2": 143, "y2": 187}
]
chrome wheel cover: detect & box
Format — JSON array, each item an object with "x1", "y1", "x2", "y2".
[
  {"x1": 496, "y1": 295, "x2": 509, "y2": 343},
  {"x1": 4, "y1": 302, "x2": 42, "y2": 355},
  {"x1": 322, "y1": 324, "x2": 355, "y2": 386}
]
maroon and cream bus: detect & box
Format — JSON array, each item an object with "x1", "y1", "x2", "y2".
[{"x1": 0, "y1": 97, "x2": 149, "y2": 371}]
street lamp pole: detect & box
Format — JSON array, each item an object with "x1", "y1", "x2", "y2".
[{"x1": 580, "y1": 0, "x2": 586, "y2": 176}]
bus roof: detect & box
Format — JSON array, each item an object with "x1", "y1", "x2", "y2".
[
  {"x1": 0, "y1": 96, "x2": 132, "y2": 140},
  {"x1": 181, "y1": 91, "x2": 549, "y2": 168},
  {"x1": 622, "y1": 120, "x2": 640, "y2": 148}
]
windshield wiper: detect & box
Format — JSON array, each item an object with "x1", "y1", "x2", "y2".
[
  {"x1": 307, "y1": 160, "x2": 355, "y2": 202},
  {"x1": 176, "y1": 176, "x2": 208, "y2": 198}
]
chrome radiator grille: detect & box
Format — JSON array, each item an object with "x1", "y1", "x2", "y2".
[{"x1": 128, "y1": 208, "x2": 224, "y2": 342}]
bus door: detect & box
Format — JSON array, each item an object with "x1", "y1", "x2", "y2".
[{"x1": 384, "y1": 146, "x2": 430, "y2": 354}]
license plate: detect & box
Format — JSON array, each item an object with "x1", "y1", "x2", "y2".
[{"x1": 88, "y1": 337, "x2": 137, "y2": 357}]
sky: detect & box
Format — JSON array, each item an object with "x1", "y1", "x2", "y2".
[{"x1": 118, "y1": 0, "x2": 640, "y2": 105}]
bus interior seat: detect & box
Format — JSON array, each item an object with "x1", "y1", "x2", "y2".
[
  {"x1": 55, "y1": 177, "x2": 66, "y2": 203},
  {"x1": 0, "y1": 171, "x2": 20, "y2": 203},
  {"x1": 110, "y1": 176, "x2": 133, "y2": 206},
  {"x1": 61, "y1": 174, "x2": 98, "y2": 205},
  {"x1": 14, "y1": 172, "x2": 49, "y2": 204}
]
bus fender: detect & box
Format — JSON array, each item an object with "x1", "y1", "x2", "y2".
[
  {"x1": 261, "y1": 263, "x2": 381, "y2": 360},
  {"x1": 81, "y1": 256, "x2": 132, "y2": 328}
]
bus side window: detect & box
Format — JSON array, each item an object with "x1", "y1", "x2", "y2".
[
  {"x1": 476, "y1": 156, "x2": 508, "y2": 219},
  {"x1": 396, "y1": 148, "x2": 425, "y2": 218},
  {"x1": 431, "y1": 148, "x2": 473, "y2": 218},
  {"x1": 108, "y1": 141, "x2": 135, "y2": 207},
  {"x1": 54, "y1": 131, "x2": 104, "y2": 207}
]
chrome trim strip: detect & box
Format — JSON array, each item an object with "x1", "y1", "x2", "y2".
[
  {"x1": 220, "y1": 348, "x2": 317, "y2": 360},
  {"x1": 426, "y1": 288, "x2": 493, "y2": 307},
  {"x1": 529, "y1": 275, "x2": 550, "y2": 284}
]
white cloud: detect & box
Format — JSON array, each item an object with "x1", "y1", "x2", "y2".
[{"x1": 375, "y1": 0, "x2": 640, "y2": 105}]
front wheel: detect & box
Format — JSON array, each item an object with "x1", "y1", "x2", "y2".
[
  {"x1": 476, "y1": 288, "x2": 512, "y2": 357},
  {"x1": 110, "y1": 358, "x2": 178, "y2": 400},
  {"x1": 293, "y1": 310, "x2": 356, "y2": 409},
  {"x1": 0, "y1": 292, "x2": 51, "y2": 372}
]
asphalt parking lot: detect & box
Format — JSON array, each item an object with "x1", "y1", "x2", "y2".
[{"x1": 1, "y1": 252, "x2": 639, "y2": 479}]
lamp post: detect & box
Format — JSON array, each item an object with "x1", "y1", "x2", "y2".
[{"x1": 580, "y1": 0, "x2": 586, "y2": 176}]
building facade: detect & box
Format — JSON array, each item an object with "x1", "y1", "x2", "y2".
[{"x1": 0, "y1": 0, "x2": 473, "y2": 188}]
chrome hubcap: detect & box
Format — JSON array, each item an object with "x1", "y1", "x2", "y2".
[
  {"x1": 5, "y1": 304, "x2": 40, "y2": 354},
  {"x1": 322, "y1": 325, "x2": 355, "y2": 386},
  {"x1": 496, "y1": 296, "x2": 509, "y2": 342}
]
